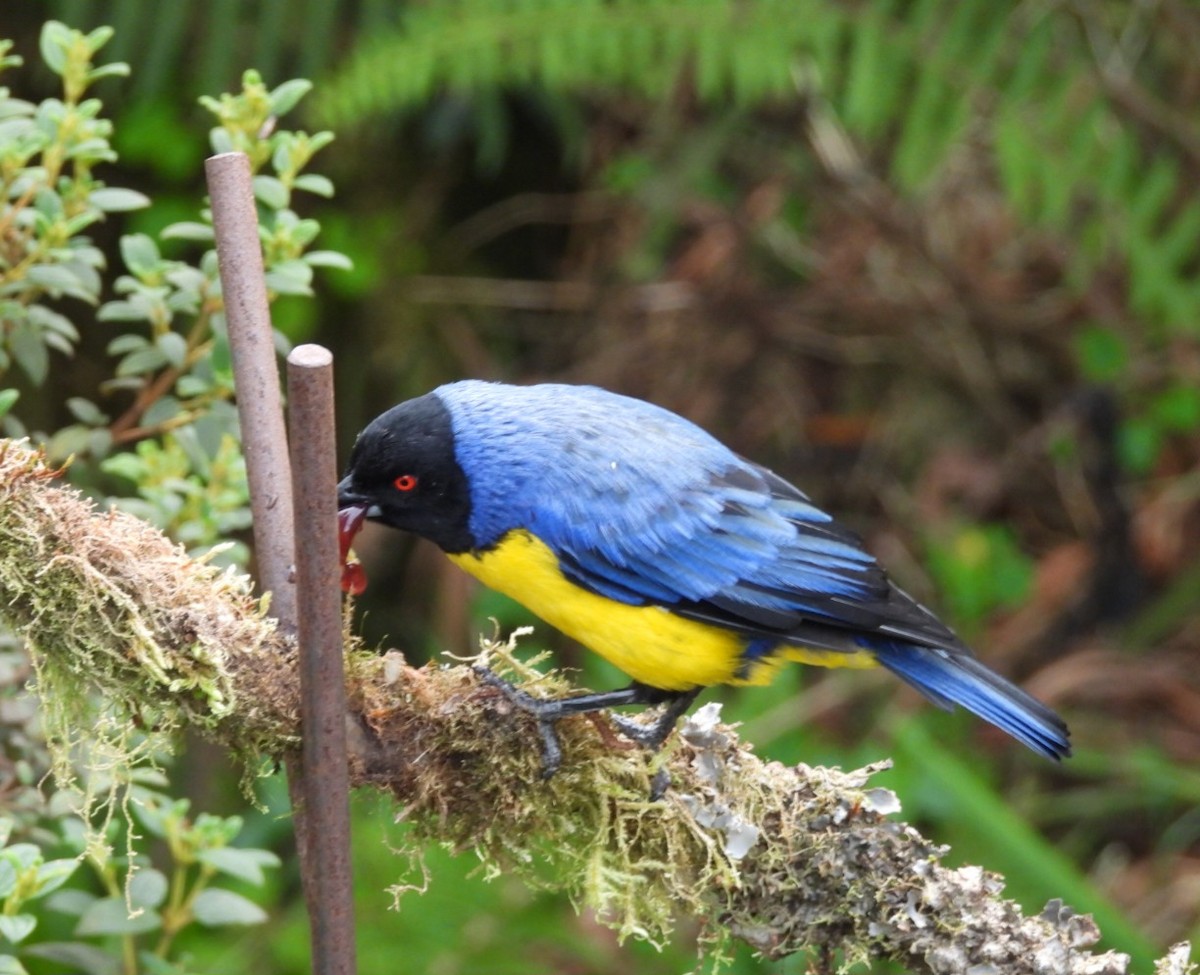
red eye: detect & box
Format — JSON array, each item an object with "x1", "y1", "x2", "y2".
[{"x1": 393, "y1": 474, "x2": 419, "y2": 492}]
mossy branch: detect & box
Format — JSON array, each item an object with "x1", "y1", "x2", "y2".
[{"x1": 0, "y1": 440, "x2": 1191, "y2": 974}]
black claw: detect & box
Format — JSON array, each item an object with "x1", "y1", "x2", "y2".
[{"x1": 534, "y1": 719, "x2": 563, "y2": 779}]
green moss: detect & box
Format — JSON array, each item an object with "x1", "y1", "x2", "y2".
[{"x1": 0, "y1": 440, "x2": 293, "y2": 815}]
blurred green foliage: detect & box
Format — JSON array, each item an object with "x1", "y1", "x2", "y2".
[{"x1": 925, "y1": 524, "x2": 1033, "y2": 637}]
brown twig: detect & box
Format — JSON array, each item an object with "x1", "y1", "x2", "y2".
[{"x1": 108, "y1": 309, "x2": 217, "y2": 444}]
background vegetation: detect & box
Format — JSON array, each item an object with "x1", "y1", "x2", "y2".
[{"x1": 2, "y1": 1, "x2": 1199, "y2": 972}]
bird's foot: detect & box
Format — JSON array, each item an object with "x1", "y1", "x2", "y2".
[
  {"x1": 473, "y1": 665, "x2": 569, "y2": 778},
  {"x1": 472, "y1": 666, "x2": 700, "y2": 783}
]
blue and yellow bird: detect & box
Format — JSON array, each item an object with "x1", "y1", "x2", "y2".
[{"x1": 337, "y1": 380, "x2": 1070, "y2": 769}]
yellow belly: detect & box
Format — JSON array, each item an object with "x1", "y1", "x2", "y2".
[{"x1": 448, "y1": 530, "x2": 876, "y2": 691}]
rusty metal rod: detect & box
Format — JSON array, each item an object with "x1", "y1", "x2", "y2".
[
  {"x1": 206, "y1": 153, "x2": 345, "y2": 972},
  {"x1": 204, "y1": 151, "x2": 297, "y2": 630},
  {"x1": 287, "y1": 343, "x2": 357, "y2": 975}
]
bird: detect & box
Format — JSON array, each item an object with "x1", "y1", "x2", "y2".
[{"x1": 337, "y1": 380, "x2": 1070, "y2": 773}]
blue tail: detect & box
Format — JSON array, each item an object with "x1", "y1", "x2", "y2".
[{"x1": 872, "y1": 642, "x2": 1071, "y2": 760}]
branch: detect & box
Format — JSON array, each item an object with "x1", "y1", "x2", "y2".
[{"x1": 0, "y1": 440, "x2": 1191, "y2": 974}]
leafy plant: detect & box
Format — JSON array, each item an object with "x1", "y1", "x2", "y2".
[
  {"x1": 0, "y1": 21, "x2": 350, "y2": 558},
  {"x1": 56, "y1": 65, "x2": 350, "y2": 475},
  {"x1": 0, "y1": 779, "x2": 279, "y2": 975},
  {"x1": 0, "y1": 24, "x2": 144, "y2": 419},
  {"x1": 0, "y1": 20, "x2": 336, "y2": 974}
]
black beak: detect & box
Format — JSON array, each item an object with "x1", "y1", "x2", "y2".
[{"x1": 336, "y1": 476, "x2": 365, "y2": 511}]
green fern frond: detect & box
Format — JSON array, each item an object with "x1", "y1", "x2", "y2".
[
  {"x1": 313, "y1": 0, "x2": 847, "y2": 126},
  {"x1": 314, "y1": 0, "x2": 1198, "y2": 339}
]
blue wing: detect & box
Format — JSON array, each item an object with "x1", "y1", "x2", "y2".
[{"x1": 545, "y1": 456, "x2": 964, "y2": 653}]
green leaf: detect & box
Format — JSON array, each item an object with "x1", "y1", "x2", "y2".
[
  {"x1": 83, "y1": 25, "x2": 115, "y2": 53},
  {"x1": 99, "y1": 452, "x2": 143, "y2": 484},
  {"x1": 1129, "y1": 155, "x2": 1179, "y2": 231},
  {"x1": 30, "y1": 305, "x2": 82, "y2": 340},
  {"x1": 252, "y1": 175, "x2": 289, "y2": 210},
  {"x1": 116, "y1": 345, "x2": 168, "y2": 377},
  {"x1": 264, "y1": 260, "x2": 313, "y2": 296},
  {"x1": 25, "y1": 264, "x2": 85, "y2": 298},
  {"x1": 46, "y1": 425, "x2": 91, "y2": 462},
  {"x1": 3, "y1": 846, "x2": 41, "y2": 873},
  {"x1": 0, "y1": 860, "x2": 15, "y2": 899},
  {"x1": 43, "y1": 889, "x2": 95, "y2": 918},
  {"x1": 208, "y1": 127, "x2": 234, "y2": 155},
  {"x1": 66, "y1": 397, "x2": 107, "y2": 425},
  {"x1": 32, "y1": 859, "x2": 79, "y2": 898},
  {"x1": 175, "y1": 375, "x2": 210, "y2": 398},
  {"x1": 142, "y1": 396, "x2": 181, "y2": 428},
  {"x1": 0, "y1": 954, "x2": 27, "y2": 975},
  {"x1": 106, "y1": 333, "x2": 148, "y2": 355},
  {"x1": 86, "y1": 62, "x2": 130, "y2": 83},
  {"x1": 21, "y1": 943, "x2": 112, "y2": 975},
  {"x1": 925, "y1": 523, "x2": 1032, "y2": 630},
  {"x1": 119, "y1": 234, "x2": 161, "y2": 276},
  {"x1": 8, "y1": 326, "x2": 48, "y2": 385},
  {"x1": 75, "y1": 897, "x2": 162, "y2": 936},
  {"x1": 293, "y1": 173, "x2": 334, "y2": 197},
  {"x1": 196, "y1": 847, "x2": 280, "y2": 886},
  {"x1": 190, "y1": 888, "x2": 267, "y2": 927},
  {"x1": 129, "y1": 869, "x2": 168, "y2": 911},
  {"x1": 0, "y1": 390, "x2": 18, "y2": 421},
  {"x1": 156, "y1": 332, "x2": 188, "y2": 368},
  {"x1": 130, "y1": 797, "x2": 175, "y2": 840},
  {"x1": 87, "y1": 427, "x2": 112, "y2": 458},
  {"x1": 160, "y1": 221, "x2": 215, "y2": 242},
  {"x1": 303, "y1": 250, "x2": 353, "y2": 270},
  {"x1": 97, "y1": 301, "x2": 147, "y2": 323},
  {"x1": 1151, "y1": 384, "x2": 1200, "y2": 434},
  {"x1": 268, "y1": 78, "x2": 313, "y2": 117},
  {"x1": 0, "y1": 915, "x2": 36, "y2": 945},
  {"x1": 1118, "y1": 417, "x2": 1162, "y2": 474},
  {"x1": 38, "y1": 22, "x2": 70, "y2": 74},
  {"x1": 89, "y1": 187, "x2": 150, "y2": 212},
  {"x1": 137, "y1": 952, "x2": 184, "y2": 975}
]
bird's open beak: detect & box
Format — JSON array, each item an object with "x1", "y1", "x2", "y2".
[{"x1": 336, "y1": 477, "x2": 382, "y2": 519}]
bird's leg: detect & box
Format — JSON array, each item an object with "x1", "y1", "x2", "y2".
[{"x1": 472, "y1": 666, "x2": 699, "y2": 778}]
